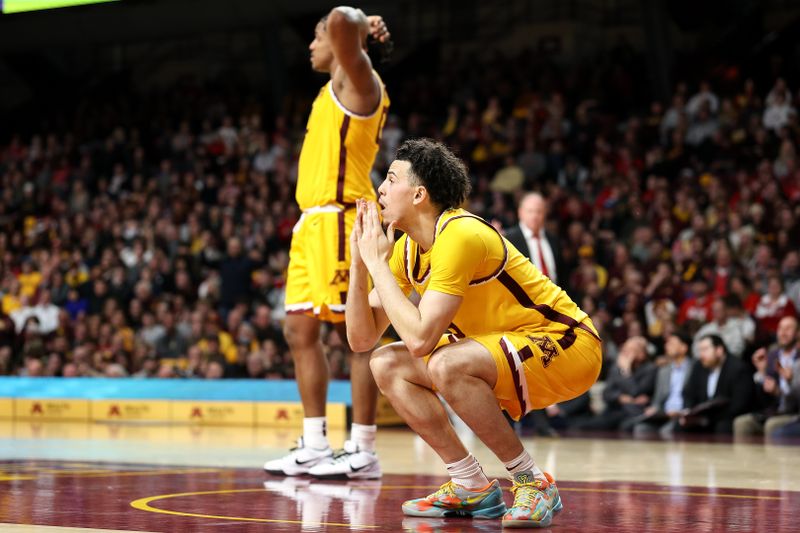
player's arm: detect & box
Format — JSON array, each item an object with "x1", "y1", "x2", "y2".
[
  {"x1": 346, "y1": 269, "x2": 391, "y2": 352},
  {"x1": 326, "y1": 7, "x2": 388, "y2": 109},
  {"x1": 357, "y1": 202, "x2": 468, "y2": 358},
  {"x1": 346, "y1": 199, "x2": 394, "y2": 351},
  {"x1": 370, "y1": 269, "x2": 461, "y2": 358}
]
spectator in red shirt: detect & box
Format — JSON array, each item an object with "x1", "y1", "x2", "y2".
[
  {"x1": 677, "y1": 278, "x2": 715, "y2": 332},
  {"x1": 754, "y1": 275, "x2": 798, "y2": 338},
  {"x1": 729, "y1": 274, "x2": 761, "y2": 314}
]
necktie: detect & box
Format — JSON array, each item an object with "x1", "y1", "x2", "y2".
[{"x1": 532, "y1": 234, "x2": 550, "y2": 278}]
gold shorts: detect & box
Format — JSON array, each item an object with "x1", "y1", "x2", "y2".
[
  {"x1": 432, "y1": 318, "x2": 602, "y2": 420},
  {"x1": 285, "y1": 207, "x2": 355, "y2": 323}
]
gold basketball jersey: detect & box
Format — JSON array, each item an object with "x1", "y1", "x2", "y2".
[{"x1": 296, "y1": 74, "x2": 390, "y2": 210}]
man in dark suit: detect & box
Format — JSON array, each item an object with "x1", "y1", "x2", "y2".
[
  {"x1": 734, "y1": 316, "x2": 799, "y2": 437},
  {"x1": 681, "y1": 334, "x2": 754, "y2": 434},
  {"x1": 504, "y1": 192, "x2": 564, "y2": 286},
  {"x1": 573, "y1": 336, "x2": 657, "y2": 431}
]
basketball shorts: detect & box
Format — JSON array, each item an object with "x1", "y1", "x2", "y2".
[
  {"x1": 433, "y1": 318, "x2": 602, "y2": 421},
  {"x1": 285, "y1": 206, "x2": 355, "y2": 324}
]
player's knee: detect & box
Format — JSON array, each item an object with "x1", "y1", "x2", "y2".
[
  {"x1": 369, "y1": 345, "x2": 400, "y2": 388},
  {"x1": 283, "y1": 318, "x2": 319, "y2": 350},
  {"x1": 427, "y1": 351, "x2": 463, "y2": 389}
]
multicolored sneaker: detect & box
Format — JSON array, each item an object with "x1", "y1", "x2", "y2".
[
  {"x1": 503, "y1": 471, "x2": 563, "y2": 528},
  {"x1": 402, "y1": 479, "x2": 507, "y2": 519}
]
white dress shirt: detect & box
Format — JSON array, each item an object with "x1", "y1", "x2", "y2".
[
  {"x1": 707, "y1": 367, "x2": 722, "y2": 399},
  {"x1": 519, "y1": 223, "x2": 557, "y2": 284}
]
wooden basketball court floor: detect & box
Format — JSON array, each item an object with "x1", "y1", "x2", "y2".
[{"x1": 0, "y1": 420, "x2": 797, "y2": 532}]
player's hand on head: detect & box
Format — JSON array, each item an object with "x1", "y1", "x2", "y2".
[
  {"x1": 367, "y1": 15, "x2": 390, "y2": 43},
  {"x1": 357, "y1": 201, "x2": 395, "y2": 270}
]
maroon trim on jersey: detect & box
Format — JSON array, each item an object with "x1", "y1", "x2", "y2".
[
  {"x1": 336, "y1": 115, "x2": 351, "y2": 204},
  {"x1": 496, "y1": 271, "x2": 580, "y2": 329},
  {"x1": 496, "y1": 270, "x2": 601, "y2": 348},
  {"x1": 500, "y1": 338, "x2": 529, "y2": 417},
  {"x1": 436, "y1": 213, "x2": 507, "y2": 285},
  {"x1": 448, "y1": 322, "x2": 466, "y2": 339},
  {"x1": 337, "y1": 211, "x2": 346, "y2": 262},
  {"x1": 411, "y1": 247, "x2": 431, "y2": 284},
  {"x1": 471, "y1": 236, "x2": 507, "y2": 285},
  {"x1": 518, "y1": 345, "x2": 535, "y2": 362},
  {"x1": 403, "y1": 237, "x2": 411, "y2": 286},
  {"x1": 557, "y1": 328, "x2": 578, "y2": 351}
]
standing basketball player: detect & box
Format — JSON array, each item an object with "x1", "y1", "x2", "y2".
[
  {"x1": 263, "y1": 6, "x2": 391, "y2": 480},
  {"x1": 348, "y1": 139, "x2": 601, "y2": 527}
]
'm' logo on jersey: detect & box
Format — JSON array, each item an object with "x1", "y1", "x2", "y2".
[
  {"x1": 529, "y1": 336, "x2": 559, "y2": 368},
  {"x1": 330, "y1": 269, "x2": 349, "y2": 285}
]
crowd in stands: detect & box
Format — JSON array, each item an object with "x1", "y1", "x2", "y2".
[{"x1": 1, "y1": 47, "x2": 799, "y2": 438}]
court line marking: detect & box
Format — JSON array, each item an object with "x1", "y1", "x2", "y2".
[
  {"x1": 363, "y1": 485, "x2": 785, "y2": 501},
  {"x1": 131, "y1": 489, "x2": 378, "y2": 528},
  {"x1": 132, "y1": 482, "x2": 785, "y2": 526}
]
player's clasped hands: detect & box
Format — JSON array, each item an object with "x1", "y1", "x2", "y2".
[{"x1": 352, "y1": 198, "x2": 395, "y2": 271}]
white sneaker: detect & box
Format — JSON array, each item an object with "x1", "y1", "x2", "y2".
[
  {"x1": 307, "y1": 439, "x2": 382, "y2": 480},
  {"x1": 263, "y1": 437, "x2": 333, "y2": 476}
]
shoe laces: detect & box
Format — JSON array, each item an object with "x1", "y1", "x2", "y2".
[
  {"x1": 330, "y1": 440, "x2": 361, "y2": 463},
  {"x1": 510, "y1": 479, "x2": 546, "y2": 508},
  {"x1": 429, "y1": 480, "x2": 457, "y2": 500}
]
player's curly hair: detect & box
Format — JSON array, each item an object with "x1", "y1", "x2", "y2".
[{"x1": 395, "y1": 139, "x2": 471, "y2": 211}]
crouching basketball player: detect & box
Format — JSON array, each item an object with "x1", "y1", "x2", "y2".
[{"x1": 346, "y1": 139, "x2": 601, "y2": 528}]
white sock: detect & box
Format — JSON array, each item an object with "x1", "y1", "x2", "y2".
[
  {"x1": 445, "y1": 454, "x2": 490, "y2": 491},
  {"x1": 303, "y1": 417, "x2": 329, "y2": 450},
  {"x1": 351, "y1": 423, "x2": 377, "y2": 453},
  {"x1": 504, "y1": 449, "x2": 545, "y2": 481}
]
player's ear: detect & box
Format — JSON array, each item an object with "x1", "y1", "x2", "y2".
[{"x1": 412, "y1": 185, "x2": 427, "y2": 205}]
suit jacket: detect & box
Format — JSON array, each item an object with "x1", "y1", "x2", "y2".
[
  {"x1": 684, "y1": 356, "x2": 753, "y2": 422},
  {"x1": 603, "y1": 361, "x2": 657, "y2": 415},
  {"x1": 784, "y1": 359, "x2": 800, "y2": 414},
  {"x1": 504, "y1": 225, "x2": 565, "y2": 286},
  {"x1": 650, "y1": 360, "x2": 692, "y2": 413},
  {"x1": 754, "y1": 348, "x2": 800, "y2": 414}
]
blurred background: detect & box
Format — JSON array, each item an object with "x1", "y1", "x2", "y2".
[{"x1": 1, "y1": 0, "x2": 799, "y2": 436}]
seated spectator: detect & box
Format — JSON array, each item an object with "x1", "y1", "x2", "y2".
[
  {"x1": 204, "y1": 356, "x2": 226, "y2": 379},
  {"x1": 31, "y1": 291, "x2": 60, "y2": 335},
  {"x1": 251, "y1": 303, "x2": 286, "y2": 347},
  {"x1": 783, "y1": 251, "x2": 800, "y2": 311},
  {"x1": 632, "y1": 331, "x2": 693, "y2": 437},
  {"x1": 246, "y1": 351, "x2": 268, "y2": 379},
  {"x1": 728, "y1": 275, "x2": 760, "y2": 315},
  {"x1": 754, "y1": 275, "x2": 797, "y2": 338},
  {"x1": 693, "y1": 296, "x2": 753, "y2": 359},
  {"x1": 574, "y1": 336, "x2": 656, "y2": 431},
  {"x1": 762, "y1": 90, "x2": 796, "y2": 132},
  {"x1": 677, "y1": 278, "x2": 714, "y2": 333},
  {"x1": 154, "y1": 311, "x2": 189, "y2": 360},
  {"x1": 734, "y1": 316, "x2": 799, "y2": 437},
  {"x1": 17, "y1": 260, "x2": 43, "y2": 299},
  {"x1": 769, "y1": 357, "x2": 800, "y2": 438},
  {"x1": 542, "y1": 392, "x2": 594, "y2": 431},
  {"x1": 687, "y1": 81, "x2": 719, "y2": 117},
  {"x1": 64, "y1": 289, "x2": 88, "y2": 321},
  {"x1": 681, "y1": 335, "x2": 753, "y2": 434}
]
